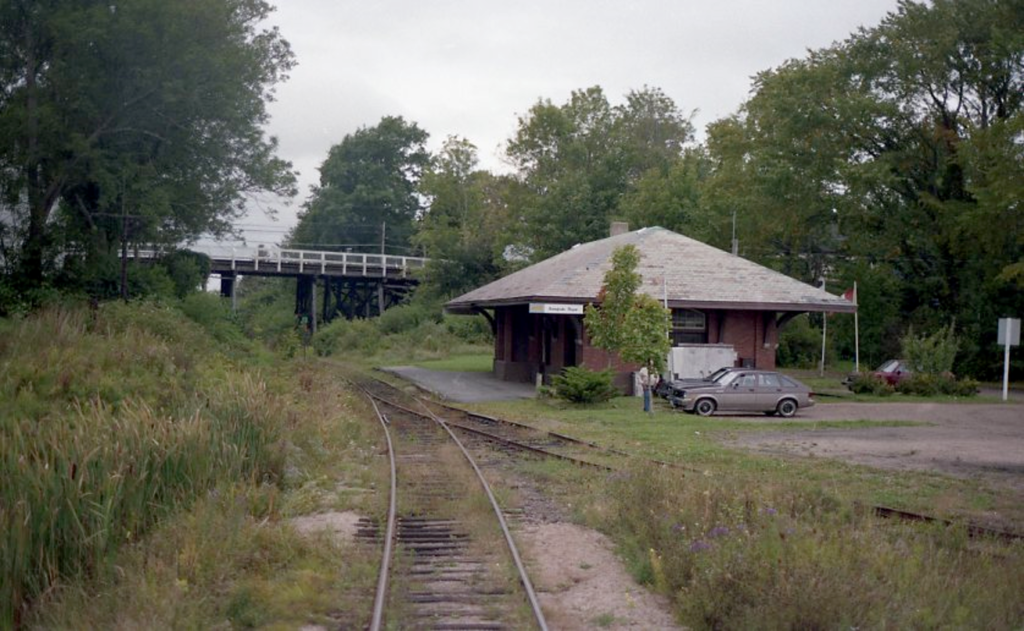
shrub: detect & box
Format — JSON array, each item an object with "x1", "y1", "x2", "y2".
[
  {"x1": 777, "y1": 315, "x2": 823, "y2": 369},
  {"x1": 377, "y1": 303, "x2": 438, "y2": 335},
  {"x1": 896, "y1": 373, "x2": 979, "y2": 397},
  {"x1": 550, "y1": 366, "x2": 618, "y2": 404},
  {"x1": 444, "y1": 313, "x2": 493, "y2": 345},
  {"x1": 847, "y1": 373, "x2": 894, "y2": 396},
  {"x1": 901, "y1": 324, "x2": 959, "y2": 375},
  {"x1": 311, "y1": 317, "x2": 382, "y2": 357},
  {"x1": 178, "y1": 292, "x2": 252, "y2": 351}
]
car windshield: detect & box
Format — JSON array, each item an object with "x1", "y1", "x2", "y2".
[
  {"x1": 708, "y1": 367, "x2": 732, "y2": 382},
  {"x1": 877, "y1": 360, "x2": 901, "y2": 373}
]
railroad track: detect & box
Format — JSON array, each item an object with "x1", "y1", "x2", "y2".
[
  {"x1": 366, "y1": 375, "x2": 694, "y2": 474},
  {"x1": 359, "y1": 378, "x2": 548, "y2": 631},
  {"x1": 365, "y1": 375, "x2": 1024, "y2": 545}
]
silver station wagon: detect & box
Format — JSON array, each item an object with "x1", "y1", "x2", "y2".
[{"x1": 668, "y1": 369, "x2": 815, "y2": 417}]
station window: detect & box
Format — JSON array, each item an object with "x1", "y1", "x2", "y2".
[{"x1": 671, "y1": 309, "x2": 707, "y2": 345}]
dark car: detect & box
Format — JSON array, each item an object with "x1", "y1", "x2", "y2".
[
  {"x1": 668, "y1": 369, "x2": 815, "y2": 417},
  {"x1": 655, "y1": 367, "x2": 737, "y2": 399},
  {"x1": 871, "y1": 359, "x2": 913, "y2": 386}
]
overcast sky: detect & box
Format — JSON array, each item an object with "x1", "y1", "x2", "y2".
[{"x1": 236, "y1": 0, "x2": 902, "y2": 246}]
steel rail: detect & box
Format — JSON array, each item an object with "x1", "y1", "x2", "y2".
[
  {"x1": 873, "y1": 505, "x2": 1024, "y2": 542},
  {"x1": 365, "y1": 387, "x2": 612, "y2": 471},
  {"x1": 427, "y1": 397, "x2": 697, "y2": 473},
  {"x1": 366, "y1": 396, "x2": 398, "y2": 631},
  {"x1": 444, "y1": 420, "x2": 613, "y2": 471},
  {"x1": 359, "y1": 379, "x2": 548, "y2": 630},
  {"x1": 410, "y1": 398, "x2": 550, "y2": 631}
]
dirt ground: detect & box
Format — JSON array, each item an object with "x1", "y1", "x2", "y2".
[
  {"x1": 725, "y1": 400, "x2": 1024, "y2": 493},
  {"x1": 519, "y1": 522, "x2": 683, "y2": 630}
]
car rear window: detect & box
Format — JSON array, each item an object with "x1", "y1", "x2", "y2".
[{"x1": 780, "y1": 376, "x2": 801, "y2": 388}]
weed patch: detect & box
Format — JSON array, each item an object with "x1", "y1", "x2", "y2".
[{"x1": 605, "y1": 465, "x2": 1024, "y2": 629}]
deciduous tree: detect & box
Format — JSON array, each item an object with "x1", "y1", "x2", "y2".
[
  {"x1": 292, "y1": 116, "x2": 428, "y2": 254},
  {"x1": 413, "y1": 136, "x2": 510, "y2": 299},
  {"x1": 584, "y1": 245, "x2": 670, "y2": 372},
  {"x1": 0, "y1": 0, "x2": 296, "y2": 291}
]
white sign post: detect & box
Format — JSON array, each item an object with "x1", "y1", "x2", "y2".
[{"x1": 997, "y1": 318, "x2": 1020, "y2": 402}]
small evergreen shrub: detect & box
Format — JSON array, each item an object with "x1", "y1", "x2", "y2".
[{"x1": 550, "y1": 366, "x2": 618, "y2": 404}]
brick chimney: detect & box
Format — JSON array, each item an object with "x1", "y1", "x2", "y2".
[{"x1": 610, "y1": 221, "x2": 629, "y2": 237}]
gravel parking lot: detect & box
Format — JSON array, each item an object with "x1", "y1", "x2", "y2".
[{"x1": 726, "y1": 400, "x2": 1024, "y2": 492}]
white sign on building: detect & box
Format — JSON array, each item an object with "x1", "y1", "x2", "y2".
[{"x1": 529, "y1": 303, "x2": 584, "y2": 315}]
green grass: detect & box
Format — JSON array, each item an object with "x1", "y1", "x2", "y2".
[
  {"x1": 475, "y1": 393, "x2": 1024, "y2": 629},
  {"x1": 3, "y1": 305, "x2": 387, "y2": 629},
  {"x1": 468, "y1": 394, "x2": 1019, "y2": 524},
  {"x1": 411, "y1": 352, "x2": 493, "y2": 372}
]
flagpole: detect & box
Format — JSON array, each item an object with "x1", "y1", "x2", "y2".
[
  {"x1": 853, "y1": 281, "x2": 860, "y2": 373},
  {"x1": 820, "y1": 279, "x2": 827, "y2": 377}
]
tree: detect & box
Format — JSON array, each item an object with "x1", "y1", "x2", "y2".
[
  {"x1": 292, "y1": 116, "x2": 428, "y2": 254},
  {"x1": 584, "y1": 245, "x2": 671, "y2": 372},
  {"x1": 505, "y1": 86, "x2": 694, "y2": 260},
  {"x1": 413, "y1": 136, "x2": 510, "y2": 300},
  {"x1": 699, "y1": 0, "x2": 1024, "y2": 376},
  {"x1": 0, "y1": 0, "x2": 296, "y2": 292},
  {"x1": 619, "y1": 147, "x2": 711, "y2": 239}
]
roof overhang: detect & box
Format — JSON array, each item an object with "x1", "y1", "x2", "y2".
[{"x1": 445, "y1": 297, "x2": 856, "y2": 315}]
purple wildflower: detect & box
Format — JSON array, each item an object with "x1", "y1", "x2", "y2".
[
  {"x1": 689, "y1": 539, "x2": 712, "y2": 553},
  {"x1": 707, "y1": 525, "x2": 730, "y2": 539}
]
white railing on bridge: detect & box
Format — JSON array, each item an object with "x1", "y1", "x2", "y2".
[{"x1": 134, "y1": 245, "x2": 429, "y2": 278}]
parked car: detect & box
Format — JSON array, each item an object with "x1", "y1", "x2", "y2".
[
  {"x1": 668, "y1": 369, "x2": 815, "y2": 417},
  {"x1": 655, "y1": 366, "x2": 737, "y2": 399},
  {"x1": 871, "y1": 359, "x2": 913, "y2": 386}
]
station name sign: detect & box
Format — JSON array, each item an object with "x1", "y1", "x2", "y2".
[{"x1": 529, "y1": 302, "x2": 584, "y2": 315}]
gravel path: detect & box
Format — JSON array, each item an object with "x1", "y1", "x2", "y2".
[{"x1": 726, "y1": 401, "x2": 1024, "y2": 491}]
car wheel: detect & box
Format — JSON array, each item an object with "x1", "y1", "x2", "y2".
[
  {"x1": 776, "y1": 399, "x2": 798, "y2": 418},
  {"x1": 694, "y1": 398, "x2": 716, "y2": 417}
]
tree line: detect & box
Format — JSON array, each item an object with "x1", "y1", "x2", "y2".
[
  {"x1": 2, "y1": 0, "x2": 1021, "y2": 377},
  {"x1": 292, "y1": 0, "x2": 1022, "y2": 377}
]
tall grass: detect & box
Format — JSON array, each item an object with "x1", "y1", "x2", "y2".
[
  {"x1": 607, "y1": 465, "x2": 1024, "y2": 629},
  {"x1": 0, "y1": 304, "x2": 284, "y2": 627}
]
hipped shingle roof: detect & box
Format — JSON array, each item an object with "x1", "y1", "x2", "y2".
[{"x1": 445, "y1": 227, "x2": 855, "y2": 314}]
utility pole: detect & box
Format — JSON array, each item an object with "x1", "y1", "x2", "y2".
[
  {"x1": 120, "y1": 191, "x2": 129, "y2": 302},
  {"x1": 731, "y1": 210, "x2": 739, "y2": 256},
  {"x1": 379, "y1": 221, "x2": 386, "y2": 314}
]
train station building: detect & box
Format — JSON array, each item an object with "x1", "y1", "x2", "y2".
[{"x1": 445, "y1": 225, "x2": 855, "y2": 390}]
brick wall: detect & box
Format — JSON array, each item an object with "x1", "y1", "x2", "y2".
[{"x1": 719, "y1": 311, "x2": 777, "y2": 369}]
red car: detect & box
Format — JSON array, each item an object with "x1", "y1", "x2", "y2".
[{"x1": 872, "y1": 359, "x2": 913, "y2": 386}]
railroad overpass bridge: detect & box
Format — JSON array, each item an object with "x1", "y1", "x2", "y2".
[{"x1": 190, "y1": 245, "x2": 427, "y2": 329}]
